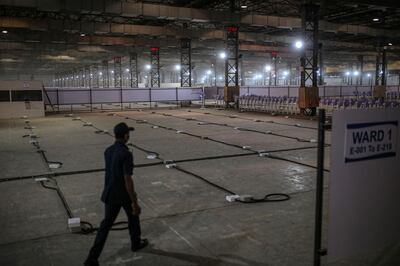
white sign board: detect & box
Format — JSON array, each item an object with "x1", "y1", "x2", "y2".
[
  {"x1": 328, "y1": 109, "x2": 400, "y2": 264},
  {"x1": 344, "y1": 121, "x2": 397, "y2": 163}
]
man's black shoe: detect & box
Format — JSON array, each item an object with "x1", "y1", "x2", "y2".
[
  {"x1": 131, "y1": 239, "x2": 149, "y2": 252},
  {"x1": 84, "y1": 258, "x2": 99, "y2": 266}
]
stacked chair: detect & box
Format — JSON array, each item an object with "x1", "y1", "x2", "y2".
[{"x1": 239, "y1": 95, "x2": 300, "y2": 115}]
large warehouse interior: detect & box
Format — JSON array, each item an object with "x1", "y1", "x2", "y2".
[{"x1": 0, "y1": 1, "x2": 399, "y2": 266}]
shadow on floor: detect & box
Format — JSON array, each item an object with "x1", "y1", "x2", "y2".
[{"x1": 104, "y1": 243, "x2": 269, "y2": 266}]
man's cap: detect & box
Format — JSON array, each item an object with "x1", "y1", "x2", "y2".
[{"x1": 114, "y1": 122, "x2": 134, "y2": 137}]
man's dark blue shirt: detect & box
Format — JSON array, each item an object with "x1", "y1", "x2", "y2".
[{"x1": 101, "y1": 141, "x2": 134, "y2": 204}]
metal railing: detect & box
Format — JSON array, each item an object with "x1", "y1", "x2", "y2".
[{"x1": 44, "y1": 86, "x2": 204, "y2": 111}]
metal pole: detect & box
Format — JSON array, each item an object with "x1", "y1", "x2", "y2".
[
  {"x1": 201, "y1": 86, "x2": 205, "y2": 109},
  {"x1": 359, "y1": 55, "x2": 364, "y2": 85},
  {"x1": 149, "y1": 87, "x2": 152, "y2": 109},
  {"x1": 89, "y1": 85, "x2": 93, "y2": 112},
  {"x1": 56, "y1": 89, "x2": 60, "y2": 112},
  {"x1": 120, "y1": 86, "x2": 123, "y2": 110},
  {"x1": 176, "y1": 87, "x2": 179, "y2": 107},
  {"x1": 274, "y1": 56, "x2": 277, "y2": 86},
  {"x1": 313, "y1": 108, "x2": 326, "y2": 266},
  {"x1": 382, "y1": 47, "x2": 387, "y2": 86}
]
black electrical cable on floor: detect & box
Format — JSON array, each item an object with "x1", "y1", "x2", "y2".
[
  {"x1": 28, "y1": 112, "x2": 317, "y2": 234},
  {"x1": 150, "y1": 111, "x2": 317, "y2": 143},
  {"x1": 116, "y1": 113, "x2": 329, "y2": 172},
  {"x1": 188, "y1": 109, "x2": 319, "y2": 130},
  {"x1": 117, "y1": 114, "x2": 258, "y2": 151},
  {"x1": 24, "y1": 119, "x2": 129, "y2": 234},
  {"x1": 1, "y1": 145, "x2": 323, "y2": 184},
  {"x1": 100, "y1": 113, "x2": 291, "y2": 203},
  {"x1": 174, "y1": 165, "x2": 290, "y2": 203},
  {"x1": 80, "y1": 119, "x2": 161, "y2": 158},
  {"x1": 40, "y1": 178, "x2": 74, "y2": 219}
]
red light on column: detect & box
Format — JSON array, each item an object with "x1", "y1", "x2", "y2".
[
  {"x1": 150, "y1": 47, "x2": 160, "y2": 52},
  {"x1": 271, "y1": 51, "x2": 278, "y2": 57},
  {"x1": 227, "y1": 26, "x2": 238, "y2": 33}
]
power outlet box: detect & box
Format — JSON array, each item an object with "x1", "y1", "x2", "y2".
[{"x1": 68, "y1": 217, "x2": 81, "y2": 233}]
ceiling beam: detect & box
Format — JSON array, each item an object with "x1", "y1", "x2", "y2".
[
  {"x1": 0, "y1": 2, "x2": 399, "y2": 39},
  {"x1": 2, "y1": 16, "x2": 395, "y2": 53}
]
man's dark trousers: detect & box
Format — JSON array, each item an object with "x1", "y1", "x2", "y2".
[{"x1": 87, "y1": 203, "x2": 141, "y2": 260}]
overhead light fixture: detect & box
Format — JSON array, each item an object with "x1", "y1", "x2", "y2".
[
  {"x1": 353, "y1": 71, "x2": 359, "y2": 76},
  {"x1": 219, "y1": 52, "x2": 227, "y2": 59},
  {"x1": 241, "y1": 5, "x2": 248, "y2": 9},
  {"x1": 373, "y1": 18, "x2": 379, "y2": 22},
  {"x1": 99, "y1": 72, "x2": 103, "y2": 75},
  {"x1": 80, "y1": 33, "x2": 86, "y2": 37},
  {"x1": 175, "y1": 64, "x2": 181, "y2": 70},
  {"x1": 367, "y1": 73, "x2": 371, "y2": 77},
  {"x1": 345, "y1": 71, "x2": 350, "y2": 76},
  {"x1": 265, "y1": 65, "x2": 272, "y2": 71},
  {"x1": 294, "y1": 40, "x2": 303, "y2": 49},
  {"x1": 2, "y1": 30, "x2": 8, "y2": 34},
  {"x1": 206, "y1": 70, "x2": 212, "y2": 75},
  {"x1": 126, "y1": 68, "x2": 130, "y2": 72},
  {"x1": 283, "y1": 71, "x2": 289, "y2": 76},
  {"x1": 388, "y1": 43, "x2": 393, "y2": 46},
  {"x1": 145, "y1": 64, "x2": 151, "y2": 70}
]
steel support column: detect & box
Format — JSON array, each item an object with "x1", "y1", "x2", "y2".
[
  {"x1": 85, "y1": 67, "x2": 90, "y2": 88},
  {"x1": 129, "y1": 53, "x2": 139, "y2": 88},
  {"x1": 358, "y1": 55, "x2": 364, "y2": 85},
  {"x1": 239, "y1": 54, "x2": 245, "y2": 86},
  {"x1": 114, "y1": 57, "x2": 122, "y2": 88},
  {"x1": 180, "y1": 38, "x2": 192, "y2": 87},
  {"x1": 272, "y1": 53, "x2": 278, "y2": 86},
  {"x1": 225, "y1": 26, "x2": 239, "y2": 88},
  {"x1": 299, "y1": 3, "x2": 319, "y2": 116},
  {"x1": 79, "y1": 69, "x2": 84, "y2": 87},
  {"x1": 382, "y1": 47, "x2": 387, "y2": 86},
  {"x1": 318, "y1": 43, "x2": 324, "y2": 86},
  {"x1": 375, "y1": 53, "x2": 381, "y2": 86},
  {"x1": 224, "y1": 26, "x2": 239, "y2": 105},
  {"x1": 71, "y1": 71, "x2": 76, "y2": 87},
  {"x1": 74, "y1": 70, "x2": 79, "y2": 87},
  {"x1": 374, "y1": 40, "x2": 388, "y2": 89},
  {"x1": 150, "y1": 47, "x2": 160, "y2": 87},
  {"x1": 92, "y1": 65, "x2": 99, "y2": 88},
  {"x1": 300, "y1": 3, "x2": 319, "y2": 87},
  {"x1": 102, "y1": 60, "x2": 109, "y2": 88}
]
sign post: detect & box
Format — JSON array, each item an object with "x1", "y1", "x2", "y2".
[{"x1": 313, "y1": 109, "x2": 327, "y2": 266}]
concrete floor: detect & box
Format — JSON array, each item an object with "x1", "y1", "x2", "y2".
[{"x1": 0, "y1": 107, "x2": 398, "y2": 266}]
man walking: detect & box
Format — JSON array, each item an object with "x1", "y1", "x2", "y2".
[{"x1": 85, "y1": 122, "x2": 148, "y2": 266}]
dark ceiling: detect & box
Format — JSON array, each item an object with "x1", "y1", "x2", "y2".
[{"x1": 0, "y1": 0, "x2": 399, "y2": 79}]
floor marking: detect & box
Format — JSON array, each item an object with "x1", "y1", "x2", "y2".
[
  {"x1": 219, "y1": 231, "x2": 247, "y2": 240},
  {"x1": 162, "y1": 220, "x2": 196, "y2": 250},
  {"x1": 247, "y1": 236, "x2": 263, "y2": 246}
]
